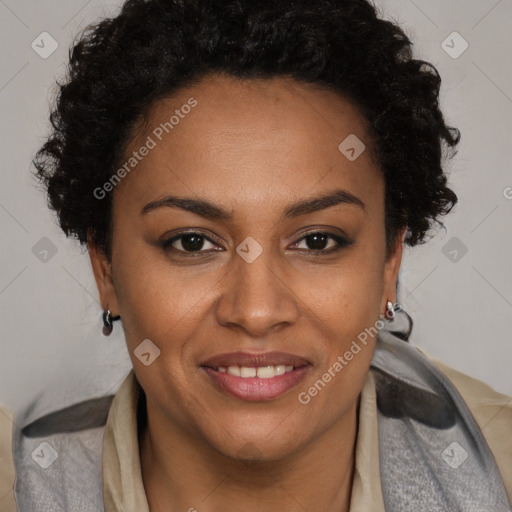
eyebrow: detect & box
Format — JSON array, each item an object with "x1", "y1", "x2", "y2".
[{"x1": 140, "y1": 188, "x2": 365, "y2": 220}]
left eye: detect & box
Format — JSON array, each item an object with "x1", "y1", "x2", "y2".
[
  {"x1": 292, "y1": 231, "x2": 350, "y2": 253},
  {"x1": 162, "y1": 233, "x2": 219, "y2": 253}
]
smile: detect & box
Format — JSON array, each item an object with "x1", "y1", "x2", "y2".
[
  {"x1": 201, "y1": 364, "x2": 311, "y2": 401},
  {"x1": 218, "y1": 364, "x2": 295, "y2": 378}
]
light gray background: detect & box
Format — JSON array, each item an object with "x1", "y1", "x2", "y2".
[{"x1": 1, "y1": 0, "x2": 511, "y2": 419}]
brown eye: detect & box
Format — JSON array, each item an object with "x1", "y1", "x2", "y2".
[
  {"x1": 162, "y1": 232, "x2": 219, "y2": 254},
  {"x1": 292, "y1": 231, "x2": 352, "y2": 253}
]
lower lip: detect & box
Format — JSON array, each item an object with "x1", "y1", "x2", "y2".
[{"x1": 201, "y1": 366, "x2": 311, "y2": 401}]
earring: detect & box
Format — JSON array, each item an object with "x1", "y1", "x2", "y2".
[
  {"x1": 102, "y1": 308, "x2": 121, "y2": 336},
  {"x1": 385, "y1": 300, "x2": 396, "y2": 320}
]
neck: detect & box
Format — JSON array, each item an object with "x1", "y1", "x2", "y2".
[{"x1": 138, "y1": 394, "x2": 360, "y2": 512}]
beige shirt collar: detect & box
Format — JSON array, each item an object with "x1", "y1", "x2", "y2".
[{"x1": 102, "y1": 369, "x2": 385, "y2": 512}]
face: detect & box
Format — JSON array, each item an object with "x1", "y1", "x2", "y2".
[{"x1": 90, "y1": 73, "x2": 405, "y2": 461}]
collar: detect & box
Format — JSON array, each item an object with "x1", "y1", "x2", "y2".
[{"x1": 102, "y1": 369, "x2": 384, "y2": 512}]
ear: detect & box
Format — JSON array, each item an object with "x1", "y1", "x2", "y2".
[
  {"x1": 88, "y1": 233, "x2": 120, "y2": 316},
  {"x1": 380, "y1": 226, "x2": 407, "y2": 313}
]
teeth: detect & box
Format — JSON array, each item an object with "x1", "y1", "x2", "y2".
[
  {"x1": 220, "y1": 364, "x2": 295, "y2": 378},
  {"x1": 258, "y1": 365, "x2": 281, "y2": 378},
  {"x1": 227, "y1": 366, "x2": 240, "y2": 376},
  {"x1": 240, "y1": 366, "x2": 257, "y2": 378}
]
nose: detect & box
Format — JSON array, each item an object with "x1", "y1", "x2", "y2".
[{"x1": 215, "y1": 247, "x2": 300, "y2": 338}]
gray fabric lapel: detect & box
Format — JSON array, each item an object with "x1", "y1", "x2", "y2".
[
  {"x1": 12, "y1": 396, "x2": 113, "y2": 511},
  {"x1": 372, "y1": 314, "x2": 511, "y2": 511}
]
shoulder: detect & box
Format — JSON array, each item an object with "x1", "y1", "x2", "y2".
[
  {"x1": 0, "y1": 404, "x2": 17, "y2": 512},
  {"x1": 418, "y1": 347, "x2": 512, "y2": 505},
  {"x1": 11, "y1": 394, "x2": 114, "y2": 512}
]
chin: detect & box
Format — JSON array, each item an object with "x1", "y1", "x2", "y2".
[{"x1": 205, "y1": 424, "x2": 306, "y2": 464}]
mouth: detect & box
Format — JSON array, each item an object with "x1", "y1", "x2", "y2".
[
  {"x1": 200, "y1": 350, "x2": 311, "y2": 369},
  {"x1": 202, "y1": 363, "x2": 305, "y2": 378},
  {"x1": 199, "y1": 351, "x2": 312, "y2": 401}
]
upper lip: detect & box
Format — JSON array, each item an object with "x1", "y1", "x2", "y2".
[{"x1": 200, "y1": 351, "x2": 311, "y2": 368}]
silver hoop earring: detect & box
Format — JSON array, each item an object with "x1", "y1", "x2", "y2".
[
  {"x1": 102, "y1": 309, "x2": 120, "y2": 336},
  {"x1": 385, "y1": 300, "x2": 396, "y2": 320}
]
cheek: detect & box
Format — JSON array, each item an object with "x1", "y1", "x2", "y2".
[
  {"x1": 299, "y1": 260, "x2": 383, "y2": 419},
  {"x1": 302, "y1": 251, "x2": 384, "y2": 333},
  {"x1": 111, "y1": 248, "x2": 204, "y2": 418},
  {"x1": 301, "y1": 247, "x2": 384, "y2": 393},
  {"x1": 110, "y1": 235, "x2": 200, "y2": 352}
]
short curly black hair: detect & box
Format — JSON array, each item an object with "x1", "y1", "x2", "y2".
[{"x1": 33, "y1": 0, "x2": 459, "y2": 262}]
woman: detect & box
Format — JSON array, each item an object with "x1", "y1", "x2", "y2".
[{"x1": 2, "y1": 0, "x2": 511, "y2": 510}]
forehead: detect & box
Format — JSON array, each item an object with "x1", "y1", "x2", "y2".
[{"x1": 114, "y1": 73, "x2": 383, "y2": 216}]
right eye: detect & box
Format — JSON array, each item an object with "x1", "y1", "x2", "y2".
[{"x1": 161, "y1": 232, "x2": 222, "y2": 256}]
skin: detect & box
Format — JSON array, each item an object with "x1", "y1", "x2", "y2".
[{"x1": 89, "y1": 73, "x2": 407, "y2": 512}]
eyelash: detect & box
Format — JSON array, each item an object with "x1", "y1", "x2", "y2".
[{"x1": 161, "y1": 230, "x2": 352, "y2": 257}]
